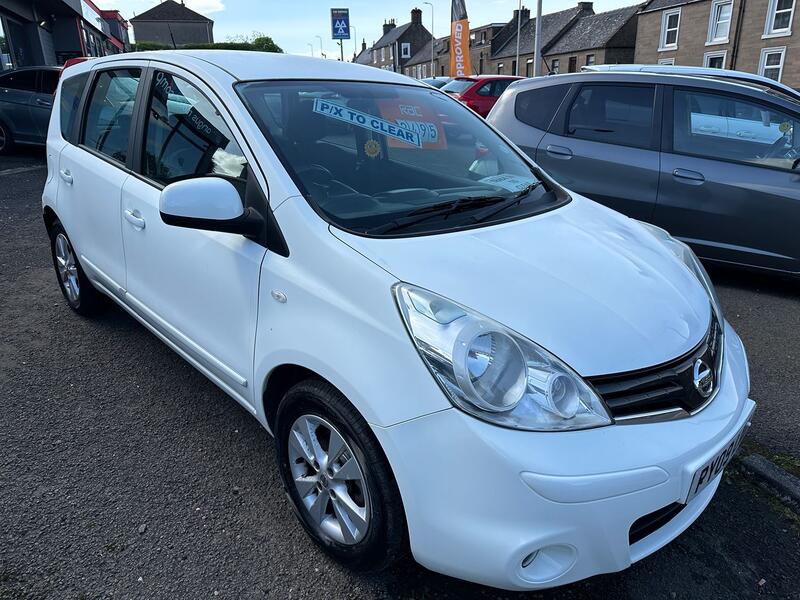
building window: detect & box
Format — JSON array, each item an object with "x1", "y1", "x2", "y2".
[
  {"x1": 512, "y1": 59, "x2": 517, "y2": 75},
  {"x1": 380, "y1": 46, "x2": 385, "y2": 61},
  {"x1": 759, "y1": 46, "x2": 786, "y2": 80},
  {"x1": 0, "y1": 17, "x2": 12, "y2": 71},
  {"x1": 526, "y1": 58, "x2": 533, "y2": 76},
  {"x1": 568, "y1": 56, "x2": 577, "y2": 72},
  {"x1": 707, "y1": 0, "x2": 733, "y2": 43},
  {"x1": 585, "y1": 54, "x2": 595, "y2": 66},
  {"x1": 659, "y1": 8, "x2": 681, "y2": 50},
  {"x1": 479, "y1": 54, "x2": 485, "y2": 73},
  {"x1": 441, "y1": 65, "x2": 445, "y2": 76},
  {"x1": 481, "y1": 31, "x2": 487, "y2": 44},
  {"x1": 372, "y1": 50, "x2": 376, "y2": 64},
  {"x1": 658, "y1": 58, "x2": 675, "y2": 65},
  {"x1": 497, "y1": 62, "x2": 504, "y2": 74},
  {"x1": 422, "y1": 64, "x2": 427, "y2": 78},
  {"x1": 551, "y1": 58, "x2": 560, "y2": 74},
  {"x1": 764, "y1": 0, "x2": 795, "y2": 36},
  {"x1": 401, "y1": 42, "x2": 411, "y2": 58},
  {"x1": 703, "y1": 50, "x2": 727, "y2": 68}
]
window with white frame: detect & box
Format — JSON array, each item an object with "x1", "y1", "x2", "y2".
[
  {"x1": 401, "y1": 42, "x2": 411, "y2": 58},
  {"x1": 704, "y1": 50, "x2": 727, "y2": 68},
  {"x1": 390, "y1": 44, "x2": 393, "y2": 59},
  {"x1": 422, "y1": 64, "x2": 427, "y2": 78},
  {"x1": 551, "y1": 58, "x2": 560, "y2": 73},
  {"x1": 707, "y1": 0, "x2": 733, "y2": 43},
  {"x1": 658, "y1": 57, "x2": 675, "y2": 65},
  {"x1": 526, "y1": 58, "x2": 533, "y2": 76},
  {"x1": 380, "y1": 46, "x2": 385, "y2": 61},
  {"x1": 764, "y1": 0, "x2": 795, "y2": 36},
  {"x1": 759, "y1": 46, "x2": 786, "y2": 80},
  {"x1": 586, "y1": 53, "x2": 596, "y2": 66},
  {"x1": 372, "y1": 50, "x2": 377, "y2": 64},
  {"x1": 497, "y1": 62, "x2": 504, "y2": 74},
  {"x1": 659, "y1": 8, "x2": 681, "y2": 50}
]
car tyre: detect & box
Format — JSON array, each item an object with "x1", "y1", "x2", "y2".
[
  {"x1": 0, "y1": 119, "x2": 14, "y2": 155},
  {"x1": 275, "y1": 379, "x2": 407, "y2": 570},
  {"x1": 49, "y1": 221, "x2": 106, "y2": 316}
]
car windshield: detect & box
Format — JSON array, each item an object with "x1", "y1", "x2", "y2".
[
  {"x1": 237, "y1": 80, "x2": 563, "y2": 236},
  {"x1": 441, "y1": 78, "x2": 475, "y2": 94}
]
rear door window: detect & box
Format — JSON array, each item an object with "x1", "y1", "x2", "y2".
[
  {"x1": 82, "y1": 68, "x2": 141, "y2": 163},
  {"x1": 141, "y1": 71, "x2": 248, "y2": 197},
  {"x1": 0, "y1": 69, "x2": 37, "y2": 92},
  {"x1": 566, "y1": 84, "x2": 655, "y2": 149},
  {"x1": 59, "y1": 72, "x2": 90, "y2": 141},
  {"x1": 493, "y1": 79, "x2": 514, "y2": 97},
  {"x1": 515, "y1": 84, "x2": 569, "y2": 130}
]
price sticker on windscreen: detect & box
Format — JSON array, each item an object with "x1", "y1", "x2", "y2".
[
  {"x1": 312, "y1": 98, "x2": 421, "y2": 147},
  {"x1": 378, "y1": 101, "x2": 448, "y2": 150}
]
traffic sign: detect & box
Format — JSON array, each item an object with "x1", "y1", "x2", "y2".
[{"x1": 331, "y1": 8, "x2": 350, "y2": 40}]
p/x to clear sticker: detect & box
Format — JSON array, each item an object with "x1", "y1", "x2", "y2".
[{"x1": 312, "y1": 98, "x2": 422, "y2": 148}]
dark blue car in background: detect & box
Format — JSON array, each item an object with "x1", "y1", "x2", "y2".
[{"x1": 0, "y1": 66, "x2": 61, "y2": 154}]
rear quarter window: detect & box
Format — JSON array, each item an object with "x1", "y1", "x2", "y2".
[
  {"x1": 59, "y1": 72, "x2": 89, "y2": 141},
  {"x1": 514, "y1": 84, "x2": 569, "y2": 131}
]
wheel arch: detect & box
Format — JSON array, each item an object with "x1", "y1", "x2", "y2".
[
  {"x1": 43, "y1": 205, "x2": 59, "y2": 236},
  {"x1": 261, "y1": 363, "x2": 322, "y2": 434}
]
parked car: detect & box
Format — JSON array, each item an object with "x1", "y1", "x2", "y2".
[
  {"x1": 420, "y1": 76, "x2": 451, "y2": 89},
  {"x1": 488, "y1": 70, "x2": 800, "y2": 276},
  {"x1": 441, "y1": 75, "x2": 522, "y2": 117},
  {"x1": 44, "y1": 51, "x2": 753, "y2": 592},
  {"x1": 0, "y1": 66, "x2": 61, "y2": 154}
]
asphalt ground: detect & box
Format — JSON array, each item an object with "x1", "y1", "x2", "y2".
[{"x1": 1, "y1": 150, "x2": 799, "y2": 599}]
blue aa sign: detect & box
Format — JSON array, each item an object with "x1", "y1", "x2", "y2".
[{"x1": 331, "y1": 8, "x2": 350, "y2": 40}]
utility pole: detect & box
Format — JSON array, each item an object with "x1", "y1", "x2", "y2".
[
  {"x1": 351, "y1": 26, "x2": 357, "y2": 60},
  {"x1": 423, "y1": 1, "x2": 434, "y2": 78},
  {"x1": 308, "y1": 43, "x2": 315, "y2": 57},
  {"x1": 533, "y1": 0, "x2": 543, "y2": 76},
  {"x1": 515, "y1": 0, "x2": 522, "y2": 76}
]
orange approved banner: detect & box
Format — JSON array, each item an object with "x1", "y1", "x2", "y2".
[{"x1": 450, "y1": 0, "x2": 472, "y2": 76}]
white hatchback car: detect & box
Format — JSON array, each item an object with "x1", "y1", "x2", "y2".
[{"x1": 43, "y1": 51, "x2": 754, "y2": 591}]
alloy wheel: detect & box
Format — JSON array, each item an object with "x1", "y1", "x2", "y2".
[
  {"x1": 288, "y1": 414, "x2": 371, "y2": 545},
  {"x1": 55, "y1": 233, "x2": 80, "y2": 303}
]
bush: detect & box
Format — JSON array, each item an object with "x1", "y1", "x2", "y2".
[{"x1": 131, "y1": 36, "x2": 283, "y2": 54}]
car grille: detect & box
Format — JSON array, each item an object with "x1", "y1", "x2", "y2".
[
  {"x1": 587, "y1": 314, "x2": 723, "y2": 421},
  {"x1": 629, "y1": 502, "x2": 686, "y2": 545}
]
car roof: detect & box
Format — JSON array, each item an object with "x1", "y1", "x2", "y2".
[
  {"x1": 508, "y1": 70, "x2": 800, "y2": 110},
  {"x1": 584, "y1": 64, "x2": 800, "y2": 102},
  {"x1": 82, "y1": 50, "x2": 426, "y2": 87}
]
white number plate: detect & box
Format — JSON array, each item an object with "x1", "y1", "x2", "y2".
[{"x1": 685, "y1": 422, "x2": 749, "y2": 503}]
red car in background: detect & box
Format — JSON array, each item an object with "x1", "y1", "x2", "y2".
[{"x1": 441, "y1": 75, "x2": 523, "y2": 118}]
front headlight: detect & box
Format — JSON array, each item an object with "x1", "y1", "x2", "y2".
[
  {"x1": 637, "y1": 221, "x2": 723, "y2": 322},
  {"x1": 394, "y1": 284, "x2": 612, "y2": 431}
]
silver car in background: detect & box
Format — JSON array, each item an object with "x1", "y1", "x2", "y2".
[{"x1": 488, "y1": 69, "x2": 800, "y2": 276}]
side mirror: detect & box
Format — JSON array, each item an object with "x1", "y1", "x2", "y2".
[{"x1": 159, "y1": 177, "x2": 263, "y2": 237}]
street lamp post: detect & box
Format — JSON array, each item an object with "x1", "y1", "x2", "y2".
[
  {"x1": 514, "y1": 0, "x2": 522, "y2": 76},
  {"x1": 534, "y1": 0, "x2": 543, "y2": 76},
  {"x1": 308, "y1": 43, "x2": 315, "y2": 58},
  {"x1": 423, "y1": 1, "x2": 434, "y2": 78},
  {"x1": 315, "y1": 35, "x2": 325, "y2": 59},
  {"x1": 351, "y1": 25, "x2": 357, "y2": 60}
]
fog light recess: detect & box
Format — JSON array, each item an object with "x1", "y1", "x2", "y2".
[{"x1": 518, "y1": 544, "x2": 577, "y2": 584}]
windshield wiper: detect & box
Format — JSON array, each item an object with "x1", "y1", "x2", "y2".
[
  {"x1": 470, "y1": 181, "x2": 544, "y2": 223},
  {"x1": 365, "y1": 195, "x2": 508, "y2": 235}
]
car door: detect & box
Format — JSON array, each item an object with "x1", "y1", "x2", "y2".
[
  {"x1": 535, "y1": 82, "x2": 661, "y2": 221},
  {"x1": 0, "y1": 69, "x2": 38, "y2": 143},
  {"x1": 469, "y1": 81, "x2": 496, "y2": 117},
  {"x1": 654, "y1": 86, "x2": 800, "y2": 273},
  {"x1": 57, "y1": 64, "x2": 146, "y2": 294},
  {"x1": 121, "y1": 67, "x2": 267, "y2": 410},
  {"x1": 31, "y1": 69, "x2": 59, "y2": 139}
]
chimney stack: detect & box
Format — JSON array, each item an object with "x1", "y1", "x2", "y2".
[
  {"x1": 411, "y1": 7, "x2": 423, "y2": 25},
  {"x1": 577, "y1": 2, "x2": 594, "y2": 11},
  {"x1": 362, "y1": 38, "x2": 367, "y2": 52},
  {"x1": 383, "y1": 19, "x2": 396, "y2": 35}
]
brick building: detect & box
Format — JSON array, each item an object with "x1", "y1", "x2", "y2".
[{"x1": 634, "y1": 0, "x2": 800, "y2": 86}]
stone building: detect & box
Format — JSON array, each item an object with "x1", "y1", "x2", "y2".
[
  {"x1": 130, "y1": 0, "x2": 214, "y2": 47},
  {"x1": 634, "y1": 0, "x2": 800, "y2": 86}
]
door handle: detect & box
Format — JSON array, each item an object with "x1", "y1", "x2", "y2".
[
  {"x1": 545, "y1": 144, "x2": 573, "y2": 158},
  {"x1": 698, "y1": 125, "x2": 719, "y2": 133},
  {"x1": 672, "y1": 168, "x2": 705, "y2": 184},
  {"x1": 124, "y1": 209, "x2": 146, "y2": 230},
  {"x1": 59, "y1": 169, "x2": 73, "y2": 185},
  {"x1": 736, "y1": 130, "x2": 754, "y2": 138}
]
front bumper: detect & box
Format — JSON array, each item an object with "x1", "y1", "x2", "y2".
[{"x1": 372, "y1": 322, "x2": 753, "y2": 591}]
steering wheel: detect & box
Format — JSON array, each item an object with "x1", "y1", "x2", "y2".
[{"x1": 296, "y1": 164, "x2": 334, "y2": 188}]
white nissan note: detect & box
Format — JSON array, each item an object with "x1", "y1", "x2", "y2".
[{"x1": 43, "y1": 51, "x2": 754, "y2": 591}]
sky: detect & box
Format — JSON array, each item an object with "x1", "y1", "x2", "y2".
[{"x1": 94, "y1": 0, "x2": 633, "y2": 57}]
